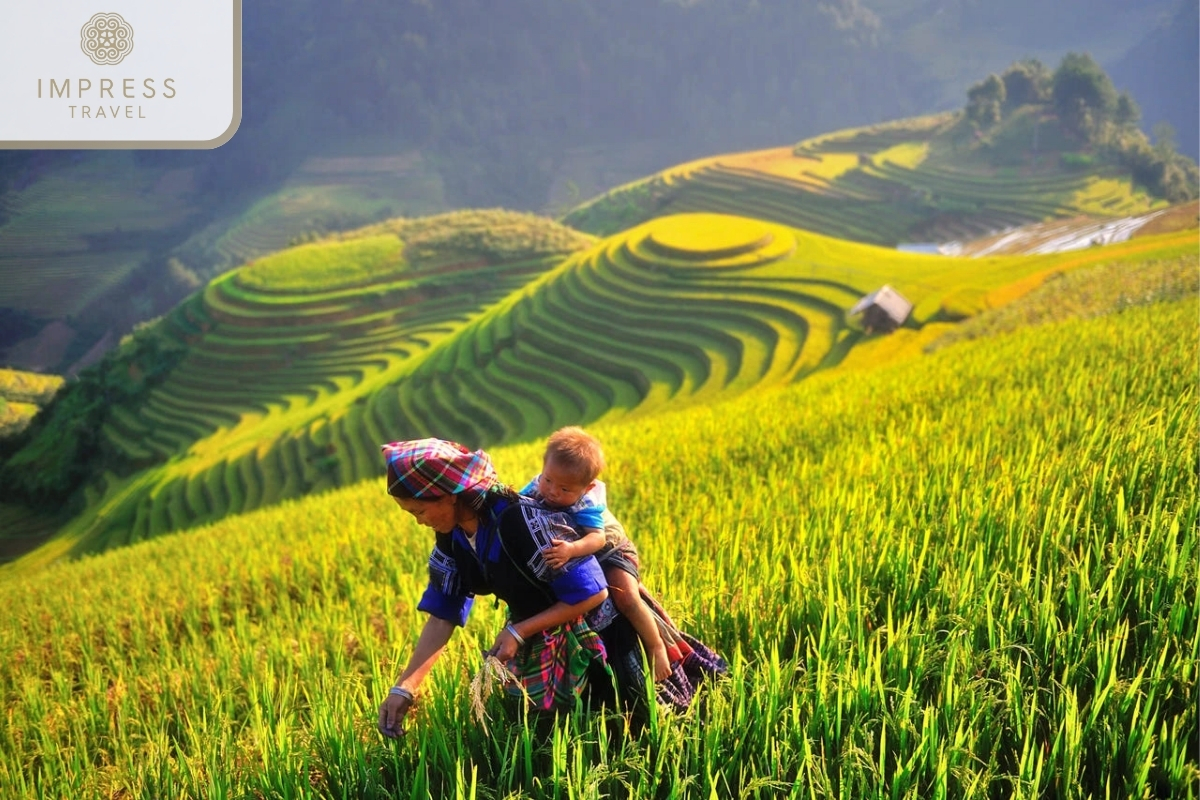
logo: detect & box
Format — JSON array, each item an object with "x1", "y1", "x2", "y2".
[
  {"x1": 2, "y1": 1, "x2": 241, "y2": 148},
  {"x1": 81, "y1": 13, "x2": 135, "y2": 66}
]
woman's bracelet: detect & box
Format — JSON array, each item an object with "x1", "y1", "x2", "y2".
[
  {"x1": 389, "y1": 685, "x2": 415, "y2": 702},
  {"x1": 504, "y1": 623, "x2": 526, "y2": 647}
]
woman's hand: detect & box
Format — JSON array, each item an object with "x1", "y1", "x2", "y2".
[
  {"x1": 378, "y1": 689, "x2": 415, "y2": 739},
  {"x1": 486, "y1": 626, "x2": 523, "y2": 662}
]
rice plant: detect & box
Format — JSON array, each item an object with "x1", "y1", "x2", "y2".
[{"x1": 1, "y1": 293, "x2": 1194, "y2": 798}]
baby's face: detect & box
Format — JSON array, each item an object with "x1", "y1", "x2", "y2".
[{"x1": 536, "y1": 461, "x2": 593, "y2": 509}]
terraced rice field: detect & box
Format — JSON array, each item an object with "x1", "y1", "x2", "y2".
[
  {"x1": 178, "y1": 152, "x2": 448, "y2": 271},
  {"x1": 92, "y1": 246, "x2": 551, "y2": 549},
  {"x1": 17, "y1": 210, "x2": 1193, "y2": 566},
  {"x1": 562, "y1": 113, "x2": 1164, "y2": 245},
  {"x1": 0, "y1": 368, "x2": 64, "y2": 439},
  {"x1": 0, "y1": 155, "x2": 197, "y2": 317}
]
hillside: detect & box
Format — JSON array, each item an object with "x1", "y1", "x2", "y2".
[
  {"x1": 0, "y1": 274, "x2": 1194, "y2": 797},
  {"x1": 0, "y1": 368, "x2": 62, "y2": 440},
  {"x1": 562, "y1": 110, "x2": 1172, "y2": 242},
  {"x1": 0, "y1": 211, "x2": 590, "y2": 553},
  {"x1": 2, "y1": 1, "x2": 1190, "y2": 374},
  {"x1": 2, "y1": 204, "x2": 1194, "y2": 566}
]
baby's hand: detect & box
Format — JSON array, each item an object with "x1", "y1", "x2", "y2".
[{"x1": 543, "y1": 538, "x2": 574, "y2": 570}]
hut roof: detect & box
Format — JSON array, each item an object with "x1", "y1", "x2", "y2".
[{"x1": 849, "y1": 284, "x2": 913, "y2": 324}]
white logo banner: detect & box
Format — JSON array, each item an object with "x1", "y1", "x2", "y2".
[{"x1": 0, "y1": 1, "x2": 241, "y2": 148}]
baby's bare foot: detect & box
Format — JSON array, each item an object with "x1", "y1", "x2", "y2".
[{"x1": 651, "y1": 644, "x2": 672, "y2": 682}]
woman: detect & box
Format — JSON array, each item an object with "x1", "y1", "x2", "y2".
[{"x1": 376, "y1": 438, "x2": 725, "y2": 738}]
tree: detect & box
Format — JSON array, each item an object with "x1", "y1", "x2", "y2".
[
  {"x1": 1001, "y1": 59, "x2": 1051, "y2": 109},
  {"x1": 1152, "y1": 121, "x2": 1178, "y2": 158},
  {"x1": 967, "y1": 74, "x2": 1006, "y2": 128},
  {"x1": 1051, "y1": 52, "x2": 1118, "y2": 138},
  {"x1": 1113, "y1": 92, "x2": 1140, "y2": 129}
]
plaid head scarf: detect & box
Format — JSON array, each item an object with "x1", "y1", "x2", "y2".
[{"x1": 381, "y1": 439, "x2": 500, "y2": 503}]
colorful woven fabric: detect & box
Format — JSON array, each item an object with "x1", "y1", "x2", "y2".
[
  {"x1": 382, "y1": 438, "x2": 499, "y2": 499},
  {"x1": 640, "y1": 589, "x2": 729, "y2": 711},
  {"x1": 504, "y1": 618, "x2": 610, "y2": 711}
]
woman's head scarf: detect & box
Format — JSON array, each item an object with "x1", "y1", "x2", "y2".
[{"x1": 381, "y1": 439, "x2": 499, "y2": 506}]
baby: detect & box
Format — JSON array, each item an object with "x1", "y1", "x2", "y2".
[{"x1": 521, "y1": 426, "x2": 671, "y2": 681}]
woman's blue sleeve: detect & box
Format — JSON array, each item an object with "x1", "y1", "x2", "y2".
[
  {"x1": 549, "y1": 557, "x2": 607, "y2": 605},
  {"x1": 415, "y1": 541, "x2": 475, "y2": 626}
]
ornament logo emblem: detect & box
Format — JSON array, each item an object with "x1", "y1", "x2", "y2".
[{"x1": 80, "y1": 13, "x2": 134, "y2": 65}]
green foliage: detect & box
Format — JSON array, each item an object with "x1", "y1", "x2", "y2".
[
  {"x1": 949, "y1": 53, "x2": 1197, "y2": 206},
  {"x1": 1114, "y1": 92, "x2": 1140, "y2": 129},
  {"x1": 1060, "y1": 152, "x2": 1096, "y2": 170},
  {"x1": 1052, "y1": 52, "x2": 1119, "y2": 138},
  {"x1": 0, "y1": 369, "x2": 64, "y2": 405},
  {"x1": 238, "y1": 235, "x2": 406, "y2": 292},
  {"x1": 0, "y1": 322, "x2": 186, "y2": 510},
  {"x1": 1001, "y1": 59, "x2": 1051, "y2": 110},
  {"x1": 1102, "y1": 127, "x2": 1199, "y2": 204},
  {"x1": 0, "y1": 294, "x2": 1194, "y2": 797},
  {"x1": 966, "y1": 74, "x2": 1006, "y2": 128}
]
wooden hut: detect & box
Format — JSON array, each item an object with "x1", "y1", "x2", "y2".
[{"x1": 849, "y1": 284, "x2": 912, "y2": 334}]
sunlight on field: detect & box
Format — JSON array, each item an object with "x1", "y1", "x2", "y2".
[
  {"x1": 713, "y1": 147, "x2": 862, "y2": 186},
  {"x1": 238, "y1": 234, "x2": 407, "y2": 291},
  {"x1": 564, "y1": 112, "x2": 1166, "y2": 247},
  {"x1": 872, "y1": 141, "x2": 930, "y2": 169},
  {"x1": 1, "y1": 293, "x2": 1194, "y2": 798},
  {"x1": 1070, "y1": 176, "x2": 1163, "y2": 216}
]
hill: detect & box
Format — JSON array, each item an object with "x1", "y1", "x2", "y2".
[
  {"x1": 2, "y1": 3, "x2": 1190, "y2": 374},
  {"x1": 0, "y1": 271, "x2": 1194, "y2": 797},
  {"x1": 564, "y1": 51, "x2": 1199, "y2": 241},
  {"x1": 0, "y1": 368, "x2": 62, "y2": 440},
  {"x1": 0, "y1": 210, "x2": 590, "y2": 551},
  {"x1": 562, "y1": 109, "x2": 1175, "y2": 242},
  {"x1": 1, "y1": 205, "x2": 1193, "y2": 566}
]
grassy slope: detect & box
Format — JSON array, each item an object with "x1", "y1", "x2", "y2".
[
  {"x1": 0, "y1": 155, "x2": 198, "y2": 318},
  {"x1": 0, "y1": 368, "x2": 63, "y2": 440},
  {"x1": 0, "y1": 151, "x2": 449, "y2": 374},
  {"x1": 0, "y1": 277, "x2": 1193, "y2": 798},
  {"x1": 1, "y1": 211, "x2": 590, "y2": 561},
  {"x1": 562, "y1": 112, "x2": 1166, "y2": 243},
  {"x1": 172, "y1": 151, "x2": 448, "y2": 275},
  {"x1": 3, "y1": 217, "x2": 1193, "y2": 568}
]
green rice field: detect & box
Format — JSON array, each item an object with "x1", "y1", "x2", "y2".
[
  {"x1": 5, "y1": 212, "x2": 1192, "y2": 566},
  {"x1": 563, "y1": 113, "x2": 1165, "y2": 243},
  {"x1": 0, "y1": 283, "x2": 1194, "y2": 797}
]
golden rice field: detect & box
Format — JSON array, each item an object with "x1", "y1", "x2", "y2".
[
  {"x1": 562, "y1": 113, "x2": 1165, "y2": 244},
  {"x1": 0, "y1": 286, "x2": 1194, "y2": 798},
  {"x1": 0, "y1": 369, "x2": 64, "y2": 440},
  {"x1": 10, "y1": 214, "x2": 1191, "y2": 566}
]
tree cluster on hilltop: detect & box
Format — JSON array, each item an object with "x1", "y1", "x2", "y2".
[{"x1": 963, "y1": 54, "x2": 1198, "y2": 203}]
